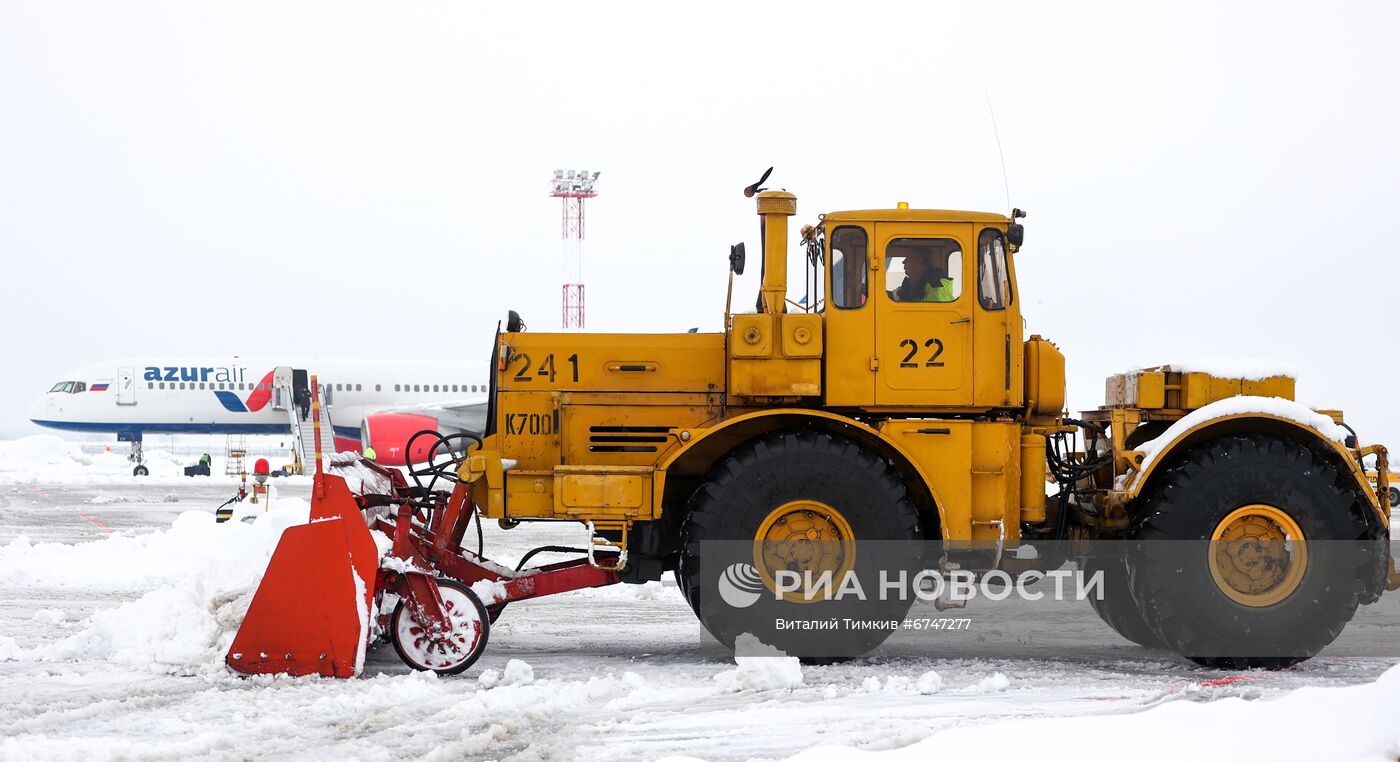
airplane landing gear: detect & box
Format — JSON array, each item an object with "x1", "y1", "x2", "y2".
[{"x1": 122, "y1": 433, "x2": 147, "y2": 477}]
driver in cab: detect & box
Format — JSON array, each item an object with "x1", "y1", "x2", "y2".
[{"x1": 890, "y1": 246, "x2": 955, "y2": 303}]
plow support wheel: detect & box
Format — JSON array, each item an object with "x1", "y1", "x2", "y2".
[{"x1": 226, "y1": 474, "x2": 380, "y2": 677}]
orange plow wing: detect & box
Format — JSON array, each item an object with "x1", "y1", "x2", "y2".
[{"x1": 226, "y1": 473, "x2": 380, "y2": 677}]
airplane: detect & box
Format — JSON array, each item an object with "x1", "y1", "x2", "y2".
[{"x1": 27, "y1": 357, "x2": 490, "y2": 473}]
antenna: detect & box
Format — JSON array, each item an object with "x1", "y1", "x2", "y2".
[{"x1": 985, "y1": 92, "x2": 1011, "y2": 215}]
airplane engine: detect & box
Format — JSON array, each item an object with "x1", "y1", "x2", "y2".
[{"x1": 360, "y1": 413, "x2": 440, "y2": 466}]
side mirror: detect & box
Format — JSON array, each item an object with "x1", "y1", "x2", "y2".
[
  {"x1": 1006, "y1": 223, "x2": 1025, "y2": 248},
  {"x1": 729, "y1": 242, "x2": 746, "y2": 275},
  {"x1": 1007, "y1": 208, "x2": 1027, "y2": 248},
  {"x1": 506, "y1": 310, "x2": 525, "y2": 333}
]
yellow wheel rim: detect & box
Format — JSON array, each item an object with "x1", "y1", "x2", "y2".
[
  {"x1": 1208, "y1": 504, "x2": 1308, "y2": 608},
  {"x1": 753, "y1": 500, "x2": 856, "y2": 603}
]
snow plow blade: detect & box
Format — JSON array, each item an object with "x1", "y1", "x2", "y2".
[{"x1": 226, "y1": 474, "x2": 379, "y2": 678}]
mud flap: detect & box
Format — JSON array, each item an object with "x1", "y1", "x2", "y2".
[{"x1": 226, "y1": 474, "x2": 380, "y2": 677}]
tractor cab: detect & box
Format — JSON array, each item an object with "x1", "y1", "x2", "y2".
[
  {"x1": 728, "y1": 189, "x2": 1027, "y2": 414},
  {"x1": 812, "y1": 207, "x2": 1024, "y2": 411}
]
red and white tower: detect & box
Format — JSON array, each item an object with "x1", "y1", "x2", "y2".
[{"x1": 550, "y1": 169, "x2": 599, "y2": 330}]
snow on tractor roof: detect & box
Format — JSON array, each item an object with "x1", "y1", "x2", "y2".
[{"x1": 1150, "y1": 359, "x2": 1298, "y2": 381}]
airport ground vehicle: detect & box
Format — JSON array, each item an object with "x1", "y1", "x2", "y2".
[{"x1": 227, "y1": 174, "x2": 1395, "y2": 677}]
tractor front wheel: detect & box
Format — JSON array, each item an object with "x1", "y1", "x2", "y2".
[{"x1": 678, "y1": 430, "x2": 924, "y2": 660}]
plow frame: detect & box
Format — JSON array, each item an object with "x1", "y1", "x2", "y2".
[
  {"x1": 227, "y1": 458, "x2": 623, "y2": 678},
  {"x1": 368, "y1": 479, "x2": 622, "y2": 636}
]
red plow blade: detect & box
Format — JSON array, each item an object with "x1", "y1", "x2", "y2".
[{"x1": 226, "y1": 473, "x2": 380, "y2": 677}]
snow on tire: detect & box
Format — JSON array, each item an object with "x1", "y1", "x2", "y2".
[{"x1": 390, "y1": 578, "x2": 490, "y2": 675}]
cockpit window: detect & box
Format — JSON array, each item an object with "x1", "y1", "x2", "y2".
[
  {"x1": 61, "y1": 382, "x2": 75, "y2": 393},
  {"x1": 49, "y1": 382, "x2": 66, "y2": 393},
  {"x1": 73, "y1": 382, "x2": 86, "y2": 393}
]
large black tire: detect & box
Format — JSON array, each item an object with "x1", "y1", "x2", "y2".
[
  {"x1": 678, "y1": 430, "x2": 924, "y2": 660},
  {"x1": 1082, "y1": 557, "x2": 1163, "y2": 648},
  {"x1": 1128, "y1": 435, "x2": 1377, "y2": 670}
]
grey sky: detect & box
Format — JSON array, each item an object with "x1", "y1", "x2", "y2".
[{"x1": 1, "y1": 1, "x2": 1396, "y2": 444}]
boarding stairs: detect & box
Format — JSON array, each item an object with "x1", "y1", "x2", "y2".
[{"x1": 271, "y1": 369, "x2": 338, "y2": 475}]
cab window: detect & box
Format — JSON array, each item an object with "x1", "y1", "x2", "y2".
[
  {"x1": 830, "y1": 226, "x2": 869, "y2": 309},
  {"x1": 884, "y1": 238, "x2": 962, "y2": 303},
  {"x1": 977, "y1": 229, "x2": 1012, "y2": 310}
]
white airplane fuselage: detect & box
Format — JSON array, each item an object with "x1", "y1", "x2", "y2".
[{"x1": 28, "y1": 357, "x2": 491, "y2": 447}]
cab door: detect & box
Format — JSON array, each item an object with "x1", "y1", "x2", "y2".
[
  {"x1": 117, "y1": 367, "x2": 136, "y2": 405},
  {"x1": 873, "y1": 222, "x2": 975, "y2": 407},
  {"x1": 822, "y1": 223, "x2": 877, "y2": 407}
]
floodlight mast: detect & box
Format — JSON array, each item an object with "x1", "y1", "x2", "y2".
[{"x1": 550, "y1": 169, "x2": 600, "y2": 330}]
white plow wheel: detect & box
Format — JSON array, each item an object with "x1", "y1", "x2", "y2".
[{"x1": 391, "y1": 579, "x2": 490, "y2": 675}]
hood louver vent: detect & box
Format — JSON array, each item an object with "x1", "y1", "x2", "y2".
[{"x1": 588, "y1": 425, "x2": 674, "y2": 453}]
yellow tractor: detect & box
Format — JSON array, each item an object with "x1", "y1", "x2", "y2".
[
  {"x1": 456, "y1": 170, "x2": 1393, "y2": 670},
  {"x1": 228, "y1": 170, "x2": 1395, "y2": 678}
]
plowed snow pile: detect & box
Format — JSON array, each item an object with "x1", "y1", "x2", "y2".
[
  {"x1": 0, "y1": 499, "x2": 311, "y2": 675},
  {"x1": 793, "y1": 665, "x2": 1400, "y2": 761},
  {"x1": 0, "y1": 435, "x2": 293, "y2": 485}
]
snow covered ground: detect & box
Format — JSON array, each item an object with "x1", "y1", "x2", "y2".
[{"x1": 1, "y1": 436, "x2": 1398, "y2": 761}]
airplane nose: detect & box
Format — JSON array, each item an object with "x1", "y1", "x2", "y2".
[{"x1": 27, "y1": 395, "x2": 47, "y2": 424}]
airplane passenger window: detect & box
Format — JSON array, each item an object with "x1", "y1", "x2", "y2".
[
  {"x1": 356, "y1": 384, "x2": 362, "y2": 391},
  {"x1": 148, "y1": 382, "x2": 154, "y2": 389},
  {"x1": 394, "y1": 384, "x2": 400, "y2": 392},
  {"x1": 414, "y1": 385, "x2": 421, "y2": 392},
  {"x1": 374, "y1": 384, "x2": 380, "y2": 392}
]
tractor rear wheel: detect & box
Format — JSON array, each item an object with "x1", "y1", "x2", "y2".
[
  {"x1": 1082, "y1": 557, "x2": 1162, "y2": 648},
  {"x1": 678, "y1": 430, "x2": 924, "y2": 660},
  {"x1": 1128, "y1": 435, "x2": 1376, "y2": 669}
]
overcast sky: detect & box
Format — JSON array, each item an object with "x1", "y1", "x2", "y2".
[{"x1": 1, "y1": 1, "x2": 1397, "y2": 444}]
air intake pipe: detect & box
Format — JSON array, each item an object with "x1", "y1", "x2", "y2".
[{"x1": 756, "y1": 190, "x2": 796, "y2": 314}]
